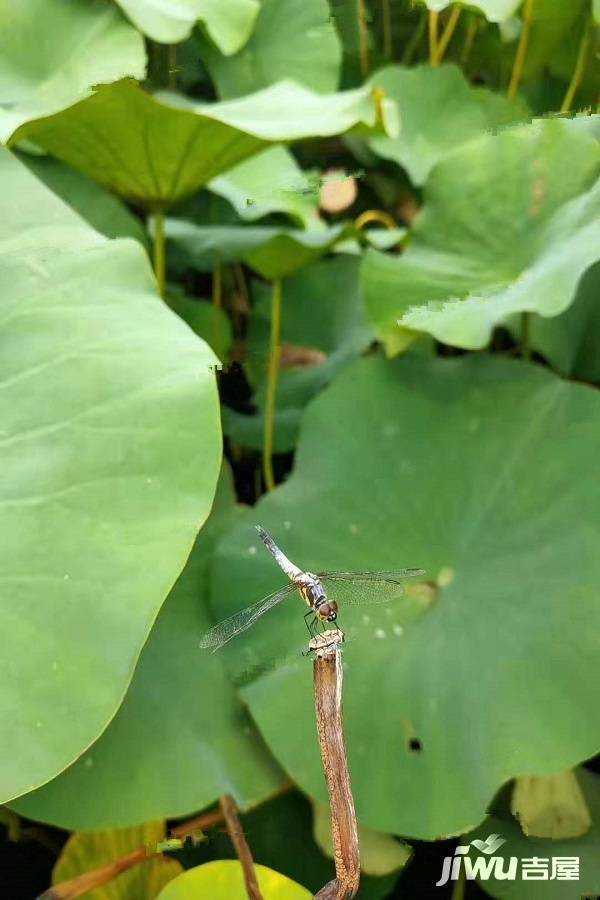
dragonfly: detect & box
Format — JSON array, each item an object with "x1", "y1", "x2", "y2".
[{"x1": 199, "y1": 526, "x2": 425, "y2": 652}]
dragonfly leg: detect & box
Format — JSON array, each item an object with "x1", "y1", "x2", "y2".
[
  {"x1": 311, "y1": 617, "x2": 321, "y2": 638},
  {"x1": 303, "y1": 610, "x2": 316, "y2": 638}
]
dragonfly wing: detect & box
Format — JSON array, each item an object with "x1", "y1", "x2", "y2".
[
  {"x1": 319, "y1": 569, "x2": 425, "y2": 581},
  {"x1": 318, "y1": 570, "x2": 425, "y2": 607},
  {"x1": 199, "y1": 582, "x2": 298, "y2": 652}
]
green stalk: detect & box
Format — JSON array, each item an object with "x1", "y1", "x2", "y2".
[
  {"x1": 382, "y1": 0, "x2": 392, "y2": 57},
  {"x1": 437, "y1": 5, "x2": 462, "y2": 64},
  {"x1": 147, "y1": 39, "x2": 158, "y2": 84},
  {"x1": 212, "y1": 259, "x2": 222, "y2": 360},
  {"x1": 263, "y1": 279, "x2": 282, "y2": 493},
  {"x1": 358, "y1": 0, "x2": 370, "y2": 77},
  {"x1": 402, "y1": 9, "x2": 427, "y2": 65},
  {"x1": 508, "y1": 0, "x2": 535, "y2": 99},
  {"x1": 355, "y1": 209, "x2": 397, "y2": 230},
  {"x1": 460, "y1": 13, "x2": 479, "y2": 70},
  {"x1": 152, "y1": 209, "x2": 166, "y2": 298},
  {"x1": 168, "y1": 44, "x2": 177, "y2": 90},
  {"x1": 428, "y1": 9, "x2": 440, "y2": 65},
  {"x1": 560, "y1": 18, "x2": 592, "y2": 113},
  {"x1": 521, "y1": 311, "x2": 531, "y2": 361},
  {"x1": 450, "y1": 868, "x2": 466, "y2": 900}
]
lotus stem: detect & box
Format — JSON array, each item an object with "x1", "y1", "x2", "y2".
[
  {"x1": 460, "y1": 13, "x2": 479, "y2": 70},
  {"x1": 402, "y1": 9, "x2": 427, "y2": 65},
  {"x1": 152, "y1": 209, "x2": 166, "y2": 299},
  {"x1": 428, "y1": 10, "x2": 440, "y2": 66},
  {"x1": 167, "y1": 44, "x2": 177, "y2": 89},
  {"x1": 382, "y1": 0, "x2": 392, "y2": 57},
  {"x1": 39, "y1": 808, "x2": 225, "y2": 899},
  {"x1": 212, "y1": 258, "x2": 223, "y2": 359},
  {"x1": 521, "y1": 311, "x2": 531, "y2": 360},
  {"x1": 313, "y1": 632, "x2": 360, "y2": 899},
  {"x1": 355, "y1": 209, "x2": 397, "y2": 230},
  {"x1": 450, "y1": 867, "x2": 466, "y2": 900},
  {"x1": 38, "y1": 783, "x2": 295, "y2": 900},
  {"x1": 357, "y1": 0, "x2": 370, "y2": 77},
  {"x1": 219, "y1": 794, "x2": 263, "y2": 900},
  {"x1": 560, "y1": 18, "x2": 592, "y2": 113},
  {"x1": 508, "y1": 0, "x2": 535, "y2": 99},
  {"x1": 263, "y1": 278, "x2": 282, "y2": 493},
  {"x1": 437, "y1": 6, "x2": 462, "y2": 64}
]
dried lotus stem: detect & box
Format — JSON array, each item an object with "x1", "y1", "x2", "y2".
[{"x1": 311, "y1": 630, "x2": 359, "y2": 900}]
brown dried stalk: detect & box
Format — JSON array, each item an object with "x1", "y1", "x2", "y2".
[
  {"x1": 219, "y1": 794, "x2": 263, "y2": 900},
  {"x1": 169, "y1": 806, "x2": 225, "y2": 839},
  {"x1": 40, "y1": 779, "x2": 294, "y2": 900},
  {"x1": 37, "y1": 846, "x2": 161, "y2": 900},
  {"x1": 38, "y1": 807, "x2": 226, "y2": 900},
  {"x1": 312, "y1": 631, "x2": 360, "y2": 900}
]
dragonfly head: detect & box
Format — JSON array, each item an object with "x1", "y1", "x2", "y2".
[{"x1": 318, "y1": 599, "x2": 338, "y2": 622}]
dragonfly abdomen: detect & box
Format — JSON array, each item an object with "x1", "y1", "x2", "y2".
[{"x1": 256, "y1": 526, "x2": 302, "y2": 580}]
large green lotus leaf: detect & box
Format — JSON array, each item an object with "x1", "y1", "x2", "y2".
[
  {"x1": 11, "y1": 79, "x2": 396, "y2": 208},
  {"x1": 327, "y1": 0, "x2": 361, "y2": 77},
  {"x1": 511, "y1": 262, "x2": 600, "y2": 384},
  {"x1": 18, "y1": 152, "x2": 149, "y2": 249},
  {"x1": 416, "y1": 1, "x2": 521, "y2": 21},
  {"x1": 0, "y1": 0, "x2": 146, "y2": 143},
  {"x1": 208, "y1": 147, "x2": 321, "y2": 228},
  {"x1": 181, "y1": 790, "x2": 398, "y2": 900},
  {"x1": 224, "y1": 256, "x2": 373, "y2": 452},
  {"x1": 464, "y1": 769, "x2": 600, "y2": 899},
  {"x1": 165, "y1": 220, "x2": 345, "y2": 280},
  {"x1": 210, "y1": 355, "x2": 600, "y2": 839},
  {"x1": 115, "y1": 0, "x2": 258, "y2": 50},
  {"x1": 368, "y1": 64, "x2": 528, "y2": 186},
  {"x1": 11, "y1": 469, "x2": 283, "y2": 829},
  {"x1": 200, "y1": 0, "x2": 341, "y2": 99},
  {"x1": 362, "y1": 120, "x2": 600, "y2": 350},
  {"x1": 0, "y1": 148, "x2": 221, "y2": 804},
  {"x1": 158, "y1": 861, "x2": 311, "y2": 900},
  {"x1": 563, "y1": 112, "x2": 600, "y2": 144},
  {"x1": 51, "y1": 822, "x2": 183, "y2": 900}
]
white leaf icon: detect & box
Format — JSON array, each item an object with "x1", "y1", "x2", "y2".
[{"x1": 471, "y1": 834, "x2": 506, "y2": 854}]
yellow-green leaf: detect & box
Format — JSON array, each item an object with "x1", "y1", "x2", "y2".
[
  {"x1": 52, "y1": 822, "x2": 182, "y2": 900},
  {"x1": 157, "y1": 860, "x2": 312, "y2": 900},
  {"x1": 511, "y1": 770, "x2": 592, "y2": 839}
]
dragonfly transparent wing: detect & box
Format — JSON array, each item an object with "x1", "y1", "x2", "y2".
[
  {"x1": 199, "y1": 582, "x2": 299, "y2": 652},
  {"x1": 319, "y1": 569, "x2": 425, "y2": 607}
]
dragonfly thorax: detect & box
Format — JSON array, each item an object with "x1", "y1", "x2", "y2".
[{"x1": 296, "y1": 573, "x2": 338, "y2": 622}]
